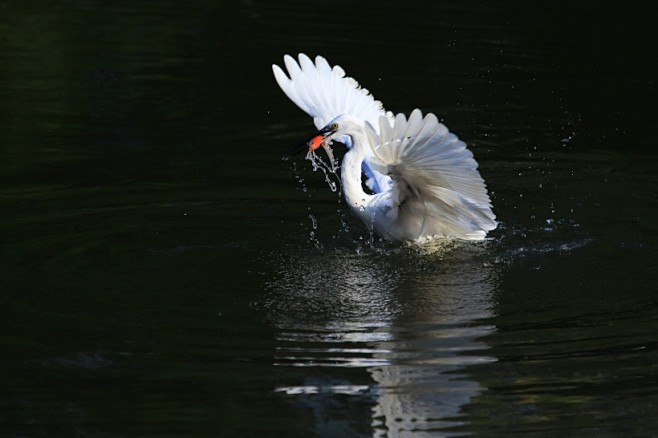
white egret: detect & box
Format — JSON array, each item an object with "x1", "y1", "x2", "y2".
[{"x1": 273, "y1": 54, "x2": 497, "y2": 242}]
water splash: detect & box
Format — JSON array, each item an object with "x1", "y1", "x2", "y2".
[
  {"x1": 411, "y1": 238, "x2": 462, "y2": 256},
  {"x1": 306, "y1": 149, "x2": 340, "y2": 193},
  {"x1": 305, "y1": 148, "x2": 366, "y2": 243},
  {"x1": 308, "y1": 213, "x2": 318, "y2": 231},
  {"x1": 289, "y1": 149, "x2": 357, "y2": 246},
  {"x1": 307, "y1": 209, "x2": 322, "y2": 248},
  {"x1": 489, "y1": 219, "x2": 592, "y2": 267},
  {"x1": 290, "y1": 162, "x2": 325, "y2": 248},
  {"x1": 561, "y1": 113, "x2": 581, "y2": 148}
]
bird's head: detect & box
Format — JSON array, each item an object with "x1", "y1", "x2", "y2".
[
  {"x1": 282, "y1": 121, "x2": 339, "y2": 162},
  {"x1": 282, "y1": 115, "x2": 360, "y2": 163}
]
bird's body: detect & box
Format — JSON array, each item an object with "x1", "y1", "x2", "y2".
[{"x1": 273, "y1": 54, "x2": 497, "y2": 242}]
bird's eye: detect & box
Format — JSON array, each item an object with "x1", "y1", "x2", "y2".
[{"x1": 331, "y1": 123, "x2": 339, "y2": 131}]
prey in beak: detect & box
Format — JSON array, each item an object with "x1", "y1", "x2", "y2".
[{"x1": 282, "y1": 124, "x2": 338, "y2": 169}]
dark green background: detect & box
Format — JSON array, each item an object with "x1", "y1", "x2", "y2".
[{"x1": 2, "y1": 1, "x2": 656, "y2": 436}]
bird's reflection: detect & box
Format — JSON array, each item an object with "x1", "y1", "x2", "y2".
[{"x1": 262, "y1": 243, "x2": 498, "y2": 436}]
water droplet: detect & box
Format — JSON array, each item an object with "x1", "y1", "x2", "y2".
[
  {"x1": 305, "y1": 150, "x2": 341, "y2": 194},
  {"x1": 308, "y1": 214, "x2": 318, "y2": 230}
]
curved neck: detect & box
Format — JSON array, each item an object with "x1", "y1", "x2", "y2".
[{"x1": 341, "y1": 129, "x2": 373, "y2": 212}]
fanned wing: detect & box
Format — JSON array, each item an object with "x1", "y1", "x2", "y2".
[
  {"x1": 272, "y1": 53, "x2": 393, "y2": 131},
  {"x1": 366, "y1": 109, "x2": 497, "y2": 240},
  {"x1": 273, "y1": 53, "x2": 393, "y2": 193}
]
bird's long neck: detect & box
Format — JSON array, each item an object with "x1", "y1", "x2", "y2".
[{"x1": 341, "y1": 129, "x2": 373, "y2": 213}]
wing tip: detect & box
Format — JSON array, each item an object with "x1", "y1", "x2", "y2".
[{"x1": 272, "y1": 52, "x2": 390, "y2": 130}]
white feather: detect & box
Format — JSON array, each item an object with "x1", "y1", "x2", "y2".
[
  {"x1": 367, "y1": 111, "x2": 497, "y2": 239},
  {"x1": 273, "y1": 54, "x2": 497, "y2": 242},
  {"x1": 272, "y1": 54, "x2": 393, "y2": 131},
  {"x1": 273, "y1": 54, "x2": 395, "y2": 193}
]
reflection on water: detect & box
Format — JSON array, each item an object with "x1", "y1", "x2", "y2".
[
  {"x1": 2, "y1": 0, "x2": 656, "y2": 435},
  {"x1": 262, "y1": 244, "x2": 498, "y2": 436}
]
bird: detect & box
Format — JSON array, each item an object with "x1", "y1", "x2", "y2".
[{"x1": 273, "y1": 54, "x2": 497, "y2": 242}]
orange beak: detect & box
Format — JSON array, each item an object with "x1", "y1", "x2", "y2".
[
  {"x1": 308, "y1": 135, "x2": 325, "y2": 151},
  {"x1": 282, "y1": 123, "x2": 338, "y2": 164}
]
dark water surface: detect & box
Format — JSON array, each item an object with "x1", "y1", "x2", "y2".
[{"x1": 2, "y1": 2, "x2": 657, "y2": 436}]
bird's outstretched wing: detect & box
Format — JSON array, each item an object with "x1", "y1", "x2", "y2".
[
  {"x1": 366, "y1": 109, "x2": 497, "y2": 240},
  {"x1": 273, "y1": 53, "x2": 394, "y2": 193},
  {"x1": 272, "y1": 54, "x2": 393, "y2": 131}
]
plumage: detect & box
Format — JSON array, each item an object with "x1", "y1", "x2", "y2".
[{"x1": 273, "y1": 54, "x2": 497, "y2": 242}]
